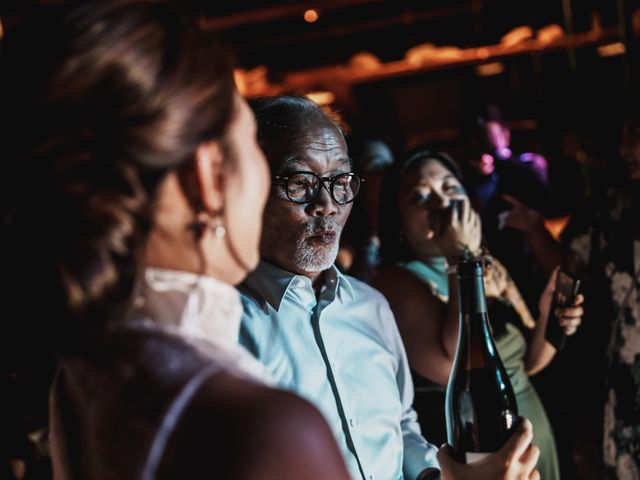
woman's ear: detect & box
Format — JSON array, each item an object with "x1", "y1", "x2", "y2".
[{"x1": 194, "y1": 141, "x2": 225, "y2": 212}]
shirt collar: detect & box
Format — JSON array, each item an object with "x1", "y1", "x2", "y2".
[{"x1": 242, "y1": 260, "x2": 355, "y2": 312}]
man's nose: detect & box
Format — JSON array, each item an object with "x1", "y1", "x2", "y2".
[{"x1": 306, "y1": 182, "x2": 339, "y2": 217}]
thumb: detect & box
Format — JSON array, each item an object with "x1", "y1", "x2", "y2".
[
  {"x1": 500, "y1": 417, "x2": 534, "y2": 462},
  {"x1": 436, "y1": 444, "x2": 458, "y2": 472},
  {"x1": 544, "y1": 266, "x2": 560, "y2": 296},
  {"x1": 502, "y1": 194, "x2": 523, "y2": 208}
]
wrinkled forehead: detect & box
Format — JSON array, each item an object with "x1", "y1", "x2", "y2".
[{"x1": 265, "y1": 121, "x2": 350, "y2": 172}]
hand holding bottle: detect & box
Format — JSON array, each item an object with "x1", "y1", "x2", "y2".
[
  {"x1": 446, "y1": 261, "x2": 519, "y2": 459},
  {"x1": 437, "y1": 418, "x2": 540, "y2": 480}
]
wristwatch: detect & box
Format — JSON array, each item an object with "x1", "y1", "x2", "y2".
[{"x1": 417, "y1": 467, "x2": 441, "y2": 480}]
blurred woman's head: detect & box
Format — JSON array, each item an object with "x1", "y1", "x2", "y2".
[
  {"x1": 1, "y1": 0, "x2": 268, "y2": 331},
  {"x1": 379, "y1": 150, "x2": 467, "y2": 264}
]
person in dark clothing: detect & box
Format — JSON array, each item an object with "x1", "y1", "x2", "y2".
[{"x1": 462, "y1": 105, "x2": 551, "y2": 310}]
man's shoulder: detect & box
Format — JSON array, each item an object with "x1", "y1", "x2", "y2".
[{"x1": 238, "y1": 283, "x2": 269, "y2": 316}]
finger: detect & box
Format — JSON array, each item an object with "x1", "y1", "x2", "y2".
[
  {"x1": 502, "y1": 210, "x2": 516, "y2": 227},
  {"x1": 560, "y1": 317, "x2": 582, "y2": 327},
  {"x1": 471, "y1": 210, "x2": 481, "y2": 237},
  {"x1": 464, "y1": 197, "x2": 474, "y2": 224},
  {"x1": 520, "y1": 443, "x2": 541, "y2": 472},
  {"x1": 436, "y1": 444, "x2": 457, "y2": 474},
  {"x1": 573, "y1": 293, "x2": 585, "y2": 306},
  {"x1": 559, "y1": 306, "x2": 584, "y2": 318},
  {"x1": 529, "y1": 468, "x2": 541, "y2": 480},
  {"x1": 544, "y1": 267, "x2": 560, "y2": 295},
  {"x1": 443, "y1": 204, "x2": 456, "y2": 230},
  {"x1": 502, "y1": 193, "x2": 523, "y2": 208},
  {"x1": 501, "y1": 417, "x2": 534, "y2": 462},
  {"x1": 560, "y1": 319, "x2": 581, "y2": 336}
]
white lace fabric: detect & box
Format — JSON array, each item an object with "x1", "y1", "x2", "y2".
[{"x1": 130, "y1": 267, "x2": 268, "y2": 381}]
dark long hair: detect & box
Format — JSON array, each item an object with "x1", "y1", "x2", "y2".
[
  {"x1": 0, "y1": 0, "x2": 235, "y2": 470},
  {"x1": 2, "y1": 0, "x2": 235, "y2": 332},
  {"x1": 378, "y1": 149, "x2": 463, "y2": 266}
]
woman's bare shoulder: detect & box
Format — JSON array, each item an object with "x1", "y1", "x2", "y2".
[
  {"x1": 372, "y1": 265, "x2": 440, "y2": 311},
  {"x1": 158, "y1": 371, "x2": 350, "y2": 480}
]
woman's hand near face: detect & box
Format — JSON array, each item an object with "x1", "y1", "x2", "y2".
[
  {"x1": 434, "y1": 197, "x2": 482, "y2": 260},
  {"x1": 437, "y1": 418, "x2": 540, "y2": 480}
]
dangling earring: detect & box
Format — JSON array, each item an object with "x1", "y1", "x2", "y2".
[
  {"x1": 211, "y1": 216, "x2": 226, "y2": 238},
  {"x1": 195, "y1": 208, "x2": 226, "y2": 239}
]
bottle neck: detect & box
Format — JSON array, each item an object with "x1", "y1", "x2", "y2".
[{"x1": 455, "y1": 261, "x2": 487, "y2": 316}]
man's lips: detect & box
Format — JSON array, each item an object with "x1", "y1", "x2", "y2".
[{"x1": 307, "y1": 231, "x2": 337, "y2": 244}]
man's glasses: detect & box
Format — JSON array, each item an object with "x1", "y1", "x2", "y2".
[{"x1": 273, "y1": 171, "x2": 363, "y2": 205}]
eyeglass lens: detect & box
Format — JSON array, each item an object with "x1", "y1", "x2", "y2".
[{"x1": 286, "y1": 172, "x2": 360, "y2": 204}]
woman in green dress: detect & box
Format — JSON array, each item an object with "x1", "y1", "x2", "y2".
[{"x1": 372, "y1": 150, "x2": 584, "y2": 480}]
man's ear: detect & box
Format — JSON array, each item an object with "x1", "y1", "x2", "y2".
[{"x1": 194, "y1": 141, "x2": 225, "y2": 212}]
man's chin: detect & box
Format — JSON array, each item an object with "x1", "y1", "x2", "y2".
[{"x1": 292, "y1": 241, "x2": 339, "y2": 273}]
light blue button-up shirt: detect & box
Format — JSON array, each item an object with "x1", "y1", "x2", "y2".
[{"x1": 239, "y1": 261, "x2": 439, "y2": 480}]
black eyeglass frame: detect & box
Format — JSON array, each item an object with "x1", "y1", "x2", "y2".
[{"x1": 273, "y1": 171, "x2": 364, "y2": 205}]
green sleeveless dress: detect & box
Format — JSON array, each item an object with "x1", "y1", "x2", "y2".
[{"x1": 400, "y1": 258, "x2": 560, "y2": 480}]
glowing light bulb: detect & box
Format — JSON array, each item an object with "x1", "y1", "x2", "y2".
[{"x1": 304, "y1": 9, "x2": 319, "y2": 23}]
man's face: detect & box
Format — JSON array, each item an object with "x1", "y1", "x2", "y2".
[{"x1": 260, "y1": 122, "x2": 353, "y2": 278}]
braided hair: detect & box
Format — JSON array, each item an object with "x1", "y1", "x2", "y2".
[{"x1": 1, "y1": 1, "x2": 236, "y2": 473}]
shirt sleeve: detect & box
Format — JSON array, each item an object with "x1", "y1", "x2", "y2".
[{"x1": 381, "y1": 300, "x2": 440, "y2": 478}]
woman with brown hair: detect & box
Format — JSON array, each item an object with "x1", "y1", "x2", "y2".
[
  {"x1": 0, "y1": 2, "x2": 349, "y2": 478},
  {"x1": 0, "y1": 3, "x2": 548, "y2": 478}
]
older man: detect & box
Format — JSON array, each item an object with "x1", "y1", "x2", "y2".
[{"x1": 238, "y1": 96, "x2": 440, "y2": 480}]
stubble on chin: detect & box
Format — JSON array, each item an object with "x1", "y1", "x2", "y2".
[
  {"x1": 262, "y1": 214, "x2": 343, "y2": 274},
  {"x1": 292, "y1": 235, "x2": 339, "y2": 273}
]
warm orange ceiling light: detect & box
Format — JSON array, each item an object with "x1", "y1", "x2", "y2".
[
  {"x1": 305, "y1": 90, "x2": 335, "y2": 106},
  {"x1": 597, "y1": 42, "x2": 626, "y2": 57},
  {"x1": 476, "y1": 62, "x2": 505, "y2": 76},
  {"x1": 304, "y1": 9, "x2": 319, "y2": 23}
]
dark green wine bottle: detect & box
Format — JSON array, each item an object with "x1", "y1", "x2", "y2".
[{"x1": 445, "y1": 260, "x2": 519, "y2": 463}]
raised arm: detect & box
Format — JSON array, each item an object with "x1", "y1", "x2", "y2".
[
  {"x1": 501, "y1": 194, "x2": 565, "y2": 275},
  {"x1": 525, "y1": 269, "x2": 584, "y2": 375}
]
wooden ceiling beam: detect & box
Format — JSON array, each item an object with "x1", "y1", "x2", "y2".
[
  {"x1": 223, "y1": 5, "x2": 475, "y2": 51},
  {"x1": 200, "y1": 0, "x2": 390, "y2": 31}
]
